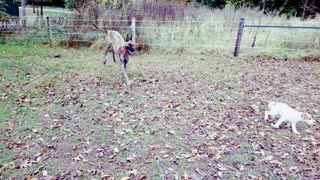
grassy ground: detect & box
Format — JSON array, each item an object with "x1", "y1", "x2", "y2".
[
  {"x1": 21, "y1": 6, "x2": 74, "y2": 18},
  {"x1": 0, "y1": 43, "x2": 319, "y2": 179}
]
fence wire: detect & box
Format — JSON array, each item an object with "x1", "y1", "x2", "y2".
[{"x1": 1, "y1": 17, "x2": 319, "y2": 54}]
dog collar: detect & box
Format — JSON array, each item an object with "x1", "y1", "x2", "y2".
[{"x1": 121, "y1": 47, "x2": 131, "y2": 56}]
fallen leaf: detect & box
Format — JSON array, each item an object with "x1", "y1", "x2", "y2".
[
  {"x1": 127, "y1": 153, "x2": 136, "y2": 162},
  {"x1": 248, "y1": 174, "x2": 259, "y2": 179},
  {"x1": 181, "y1": 172, "x2": 191, "y2": 179},
  {"x1": 258, "y1": 132, "x2": 265, "y2": 137},
  {"x1": 261, "y1": 155, "x2": 273, "y2": 161},
  {"x1": 269, "y1": 160, "x2": 282, "y2": 167},
  {"x1": 289, "y1": 166, "x2": 299, "y2": 172},
  {"x1": 217, "y1": 171, "x2": 223, "y2": 178},
  {"x1": 84, "y1": 149, "x2": 93, "y2": 154},
  {"x1": 101, "y1": 174, "x2": 114, "y2": 180},
  {"x1": 120, "y1": 177, "x2": 130, "y2": 180},
  {"x1": 128, "y1": 169, "x2": 138, "y2": 176},
  {"x1": 43, "y1": 170, "x2": 48, "y2": 176},
  {"x1": 227, "y1": 165, "x2": 237, "y2": 171},
  {"x1": 177, "y1": 153, "x2": 193, "y2": 159}
]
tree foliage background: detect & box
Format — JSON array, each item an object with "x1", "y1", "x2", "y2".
[
  {"x1": 0, "y1": 0, "x2": 9, "y2": 20},
  {"x1": 227, "y1": 0, "x2": 320, "y2": 18},
  {"x1": 63, "y1": 0, "x2": 319, "y2": 18},
  {"x1": 190, "y1": 0, "x2": 319, "y2": 17}
]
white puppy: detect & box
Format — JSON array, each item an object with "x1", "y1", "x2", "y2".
[{"x1": 264, "y1": 102, "x2": 316, "y2": 134}]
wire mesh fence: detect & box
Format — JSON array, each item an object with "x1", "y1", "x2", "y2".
[{"x1": 1, "y1": 17, "x2": 319, "y2": 55}]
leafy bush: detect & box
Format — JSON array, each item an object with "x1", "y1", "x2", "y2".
[{"x1": 0, "y1": 0, "x2": 9, "y2": 21}]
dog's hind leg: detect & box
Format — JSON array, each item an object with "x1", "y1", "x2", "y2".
[
  {"x1": 103, "y1": 43, "x2": 111, "y2": 65},
  {"x1": 291, "y1": 123, "x2": 300, "y2": 134},
  {"x1": 274, "y1": 117, "x2": 286, "y2": 128},
  {"x1": 112, "y1": 51, "x2": 116, "y2": 63}
]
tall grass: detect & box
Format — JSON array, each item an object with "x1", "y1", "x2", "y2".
[{"x1": 136, "y1": 4, "x2": 320, "y2": 56}]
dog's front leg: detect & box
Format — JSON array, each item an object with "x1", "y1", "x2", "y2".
[
  {"x1": 274, "y1": 117, "x2": 285, "y2": 128},
  {"x1": 120, "y1": 63, "x2": 131, "y2": 86},
  {"x1": 291, "y1": 123, "x2": 300, "y2": 134},
  {"x1": 124, "y1": 62, "x2": 127, "y2": 73}
]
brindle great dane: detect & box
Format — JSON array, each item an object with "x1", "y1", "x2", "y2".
[{"x1": 93, "y1": 23, "x2": 135, "y2": 86}]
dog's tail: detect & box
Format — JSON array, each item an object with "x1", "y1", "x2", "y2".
[{"x1": 93, "y1": 23, "x2": 108, "y2": 33}]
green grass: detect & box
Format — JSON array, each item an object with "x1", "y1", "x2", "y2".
[
  {"x1": 0, "y1": 146, "x2": 15, "y2": 167},
  {"x1": 22, "y1": 6, "x2": 74, "y2": 18},
  {"x1": 0, "y1": 102, "x2": 11, "y2": 120},
  {"x1": 0, "y1": 61, "x2": 25, "y2": 69},
  {"x1": 137, "y1": 6, "x2": 320, "y2": 56},
  {"x1": 223, "y1": 153, "x2": 251, "y2": 164},
  {"x1": 0, "y1": 43, "x2": 319, "y2": 179}
]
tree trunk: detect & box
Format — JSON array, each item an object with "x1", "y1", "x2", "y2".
[
  {"x1": 251, "y1": 1, "x2": 266, "y2": 47},
  {"x1": 302, "y1": 0, "x2": 308, "y2": 20},
  {"x1": 21, "y1": 0, "x2": 26, "y2": 17},
  {"x1": 40, "y1": 0, "x2": 43, "y2": 17},
  {"x1": 32, "y1": 0, "x2": 35, "y2": 13}
]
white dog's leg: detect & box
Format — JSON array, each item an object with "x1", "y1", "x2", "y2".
[
  {"x1": 291, "y1": 123, "x2": 300, "y2": 134},
  {"x1": 274, "y1": 117, "x2": 286, "y2": 128},
  {"x1": 264, "y1": 111, "x2": 270, "y2": 120},
  {"x1": 268, "y1": 109, "x2": 278, "y2": 119}
]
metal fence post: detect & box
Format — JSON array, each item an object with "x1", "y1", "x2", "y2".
[
  {"x1": 46, "y1": 16, "x2": 53, "y2": 47},
  {"x1": 131, "y1": 17, "x2": 136, "y2": 44},
  {"x1": 234, "y1": 18, "x2": 245, "y2": 57}
]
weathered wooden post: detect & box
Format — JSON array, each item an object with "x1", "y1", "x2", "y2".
[
  {"x1": 21, "y1": 0, "x2": 27, "y2": 28},
  {"x1": 47, "y1": 16, "x2": 53, "y2": 47},
  {"x1": 131, "y1": 17, "x2": 136, "y2": 44},
  {"x1": 234, "y1": 18, "x2": 245, "y2": 57}
]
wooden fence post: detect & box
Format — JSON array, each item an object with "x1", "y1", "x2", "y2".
[
  {"x1": 234, "y1": 18, "x2": 245, "y2": 57},
  {"x1": 131, "y1": 17, "x2": 136, "y2": 44},
  {"x1": 46, "y1": 16, "x2": 53, "y2": 47},
  {"x1": 21, "y1": 0, "x2": 26, "y2": 27}
]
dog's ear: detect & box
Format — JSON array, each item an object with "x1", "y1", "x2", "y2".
[
  {"x1": 126, "y1": 33, "x2": 132, "y2": 42},
  {"x1": 301, "y1": 113, "x2": 308, "y2": 120}
]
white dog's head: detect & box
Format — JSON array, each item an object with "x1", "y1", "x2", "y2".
[{"x1": 301, "y1": 113, "x2": 316, "y2": 125}]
